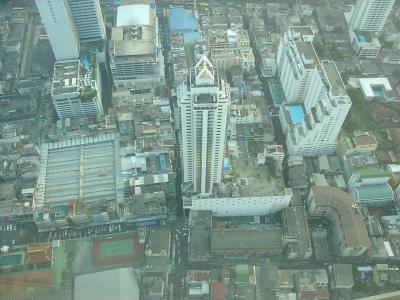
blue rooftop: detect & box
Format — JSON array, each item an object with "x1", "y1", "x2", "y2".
[
  {"x1": 286, "y1": 105, "x2": 304, "y2": 124},
  {"x1": 169, "y1": 8, "x2": 198, "y2": 33},
  {"x1": 358, "y1": 35, "x2": 367, "y2": 43},
  {"x1": 184, "y1": 31, "x2": 201, "y2": 43}
]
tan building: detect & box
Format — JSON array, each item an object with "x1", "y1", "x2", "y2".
[
  {"x1": 337, "y1": 132, "x2": 378, "y2": 156},
  {"x1": 307, "y1": 186, "x2": 371, "y2": 257}
]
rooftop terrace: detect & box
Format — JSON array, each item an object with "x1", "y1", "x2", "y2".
[
  {"x1": 219, "y1": 141, "x2": 285, "y2": 197},
  {"x1": 295, "y1": 41, "x2": 319, "y2": 69}
]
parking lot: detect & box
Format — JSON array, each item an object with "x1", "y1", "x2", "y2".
[{"x1": 35, "y1": 223, "x2": 127, "y2": 243}]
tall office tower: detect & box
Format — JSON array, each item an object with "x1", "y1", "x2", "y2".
[
  {"x1": 35, "y1": 0, "x2": 79, "y2": 60},
  {"x1": 67, "y1": 0, "x2": 106, "y2": 42},
  {"x1": 177, "y1": 56, "x2": 231, "y2": 195},
  {"x1": 277, "y1": 27, "x2": 352, "y2": 157},
  {"x1": 51, "y1": 60, "x2": 103, "y2": 118},
  {"x1": 350, "y1": 0, "x2": 395, "y2": 32}
]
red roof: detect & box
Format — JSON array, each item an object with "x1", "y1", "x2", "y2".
[
  {"x1": 211, "y1": 282, "x2": 226, "y2": 300},
  {"x1": 25, "y1": 244, "x2": 52, "y2": 265},
  {"x1": 189, "y1": 271, "x2": 209, "y2": 282}
]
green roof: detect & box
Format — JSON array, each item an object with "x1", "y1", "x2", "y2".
[
  {"x1": 355, "y1": 184, "x2": 393, "y2": 202},
  {"x1": 235, "y1": 264, "x2": 249, "y2": 283},
  {"x1": 355, "y1": 166, "x2": 391, "y2": 179}
]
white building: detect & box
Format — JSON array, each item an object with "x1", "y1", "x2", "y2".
[
  {"x1": 184, "y1": 192, "x2": 292, "y2": 217},
  {"x1": 349, "y1": 30, "x2": 381, "y2": 58},
  {"x1": 67, "y1": 0, "x2": 105, "y2": 42},
  {"x1": 349, "y1": 0, "x2": 395, "y2": 33},
  {"x1": 277, "y1": 28, "x2": 351, "y2": 157},
  {"x1": 276, "y1": 27, "x2": 322, "y2": 106},
  {"x1": 35, "y1": 0, "x2": 79, "y2": 60},
  {"x1": 177, "y1": 56, "x2": 230, "y2": 195},
  {"x1": 51, "y1": 60, "x2": 103, "y2": 118}
]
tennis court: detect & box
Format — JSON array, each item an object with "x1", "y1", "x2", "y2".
[
  {"x1": 92, "y1": 234, "x2": 141, "y2": 266},
  {"x1": 100, "y1": 239, "x2": 134, "y2": 258}
]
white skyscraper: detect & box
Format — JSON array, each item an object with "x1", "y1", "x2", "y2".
[
  {"x1": 277, "y1": 27, "x2": 352, "y2": 157},
  {"x1": 35, "y1": 0, "x2": 79, "y2": 61},
  {"x1": 350, "y1": 0, "x2": 395, "y2": 32},
  {"x1": 67, "y1": 0, "x2": 106, "y2": 42},
  {"x1": 177, "y1": 56, "x2": 230, "y2": 195}
]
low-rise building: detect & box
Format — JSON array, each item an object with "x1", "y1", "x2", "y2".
[
  {"x1": 331, "y1": 263, "x2": 354, "y2": 290},
  {"x1": 34, "y1": 133, "x2": 123, "y2": 231},
  {"x1": 282, "y1": 206, "x2": 312, "y2": 260},
  {"x1": 358, "y1": 77, "x2": 395, "y2": 102},
  {"x1": 337, "y1": 132, "x2": 378, "y2": 157},
  {"x1": 307, "y1": 186, "x2": 370, "y2": 257},
  {"x1": 294, "y1": 269, "x2": 330, "y2": 300},
  {"x1": 210, "y1": 226, "x2": 284, "y2": 256}
]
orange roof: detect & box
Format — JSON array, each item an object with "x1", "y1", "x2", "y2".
[
  {"x1": 0, "y1": 269, "x2": 53, "y2": 295},
  {"x1": 211, "y1": 282, "x2": 226, "y2": 300},
  {"x1": 25, "y1": 244, "x2": 52, "y2": 265}
]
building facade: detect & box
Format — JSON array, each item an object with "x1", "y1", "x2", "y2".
[
  {"x1": 307, "y1": 186, "x2": 370, "y2": 257},
  {"x1": 109, "y1": 4, "x2": 164, "y2": 89},
  {"x1": 67, "y1": 0, "x2": 106, "y2": 42},
  {"x1": 277, "y1": 28, "x2": 352, "y2": 157},
  {"x1": 349, "y1": 0, "x2": 395, "y2": 33},
  {"x1": 51, "y1": 60, "x2": 103, "y2": 118},
  {"x1": 177, "y1": 56, "x2": 230, "y2": 195},
  {"x1": 35, "y1": 0, "x2": 79, "y2": 60}
]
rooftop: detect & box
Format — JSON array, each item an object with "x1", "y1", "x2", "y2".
[
  {"x1": 353, "y1": 133, "x2": 378, "y2": 147},
  {"x1": 358, "y1": 77, "x2": 393, "y2": 98},
  {"x1": 355, "y1": 166, "x2": 391, "y2": 179},
  {"x1": 283, "y1": 206, "x2": 312, "y2": 254},
  {"x1": 146, "y1": 228, "x2": 170, "y2": 255},
  {"x1": 116, "y1": 4, "x2": 154, "y2": 27},
  {"x1": 75, "y1": 268, "x2": 139, "y2": 300},
  {"x1": 210, "y1": 227, "x2": 283, "y2": 252},
  {"x1": 111, "y1": 27, "x2": 156, "y2": 57},
  {"x1": 189, "y1": 210, "x2": 212, "y2": 228},
  {"x1": 355, "y1": 184, "x2": 393, "y2": 202},
  {"x1": 322, "y1": 61, "x2": 347, "y2": 97},
  {"x1": 333, "y1": 263, "x2": 354, "y2": 288},
  {"x1": 169, "y1": 8, "x2": 198, "y2": 33},
  {"x1": 52, "y1": 60, "x2": 80, "y2": 96},
  {"x1": 35, "y1": 132, "x2": 123, "y2": 208},
  {"x1": 295, "y1": 41, "x2": 319, "y2": 69},
  {"x1": 218, "y1": 142, "x2": 285, "y2": 197},
  {"x1": 310, "y1": 186, "x2": 370, "y2": 250}
]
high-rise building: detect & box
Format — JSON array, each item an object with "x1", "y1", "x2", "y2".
[
  {"x1": 177, "y1": 56, "x2": 230, "y2": 195},
  {"x1": 349, "y1": 0, "x2": 395, "y2": 32},
  {"x1": 277, "y1": 27, "x2": 352, "y2": 157},
  {"x1": 35, "y1": 0, "x2": 80, "y2": 60},
  {"x1": 51, "y1": 60, "x2": 103, "y2": 118},
  {"x1": 67, "y1": 0, "x2": 106, "y2": 42},
  {"x1": 109, "y1": 4, "x2": 164, "y2": 89}
]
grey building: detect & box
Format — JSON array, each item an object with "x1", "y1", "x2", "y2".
[{"x1": 67, "y1": 0, "x2": 105, "y2": 42}]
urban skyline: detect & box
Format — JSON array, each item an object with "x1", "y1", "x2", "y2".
[{"x1": 0, "y1": 0, "x2": 400, "y2": 299}]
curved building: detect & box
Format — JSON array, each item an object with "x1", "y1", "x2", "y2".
[{"x1": 307, "y1": 186, "x2": 370, "y2": 257}]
